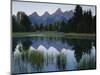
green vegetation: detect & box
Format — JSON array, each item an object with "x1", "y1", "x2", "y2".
[
  {"x1": 78, "y1": 54, "x2": 96, "y2": 70},
  {"x1": 12, "y1": 31, "x2": 64, "y2": 37},
  {"x1": 13, "y1": 31, "x2": 95, "y2": 40},
  {"x1": 29, "y1": 50, "x2": 44, "y2": 71},
  {"x1": 56, "y1": 53, "x2": 66, "y2": 70},
  {"x1": 12, "y1": 4, "x2": 96, "y2": 71},
  {"x1": 13, "y1": 43, "x2": 96, "y2": 71},
  {"x1": 12, "y1": 11, "x2": 32, "y2": 32},
  {"x1": 67, "y1": 5, "x2": 96, "y2": 33},
  {"x1": 12, "y1": 5, "x2": 96, "y2": 34},
  {"x1": 64, "y1": 33, "x2": 95, "y2": 39}
]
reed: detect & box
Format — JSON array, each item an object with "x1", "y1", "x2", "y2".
[
  {"x1": 79, "y1": 54, "x2": 96, "y2": 70},
  {"x1": 56, "y1": 53, "x2": 67, "y2": 70},
  {"x1": 29, "y1": 50, "x2": 44, "y2": 71}
]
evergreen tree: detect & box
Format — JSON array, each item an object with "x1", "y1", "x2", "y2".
[
  {"x1": 74, "y1": 5, "x2": 83, "y2": 33},
  {"x1": 12, "y1": 15, "x2": 17, "y2": 32},
  {"x1": 17, "y1": 11, "x2": 32, "y2": 32}
]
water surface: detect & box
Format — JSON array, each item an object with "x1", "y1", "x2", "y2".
[{"x1": 11, "y1": 36, "x2": 96, "y2": 74}]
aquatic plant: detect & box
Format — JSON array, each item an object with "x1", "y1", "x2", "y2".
[
  {"x1": 56, "y1": 53, "x2": 66, "y2": 71},
  {"x1": 29, "y1": 50, "x2": 44, "y2": 72},
  {"x1": 78, "y1": 53, "x2": 96, "y2": 70}
]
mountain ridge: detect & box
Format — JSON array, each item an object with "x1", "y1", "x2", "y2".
[{"x1": 28, "y1": 8, "x2": 74, "y2": 25}]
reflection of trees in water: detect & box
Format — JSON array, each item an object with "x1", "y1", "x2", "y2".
[
  {"x1": 67, "y1": 39, "x2": 95, "y2": 62},
  {"x1": 13, "y1": 36, "x2": 68, "y2": 50},
  {"x1": 12, "y1": 40, "x2": 17, "y2": 52},
  {"x1": 12, "y1": 38, "x2": 96, "y2": 73},
  {"x1": 22, "y1": 40, "x2": 32, "y2": 50},
  {"x1": 13, "y1": 36, "x2": 95, "y2": 63}
]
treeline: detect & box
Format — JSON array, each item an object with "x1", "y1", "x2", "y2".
[
  {"x1": 67, "y1": 5, "x2": 96, "y2": 33},
  {"x1": 12, "y1": 5, "x2": 96, "y2": 33},
  {"x1": 12, "y1": 12, "x2": 32, "y2": 32}
]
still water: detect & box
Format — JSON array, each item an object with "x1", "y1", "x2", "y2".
[{"x1": 11, "y1": 36, "x2": 96, "y2": 74}]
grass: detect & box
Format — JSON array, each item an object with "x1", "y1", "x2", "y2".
[
  {"x1": 12, "y1": 31, "x2": 95, "y2": 39},
  {"x1": 64, "y1": 33, "x2": 96, "y2": 39},
  {"x1": 13, "y1": 44, "x2": 96, "y2": 72},
  {"x1": 29, "y1": 50, "x2": 44, "y2": 71},
  {"x1": 12, "y1": 31, "x2": 64, "y2": 37},
  {"x1": 78, "y1": 54, "x2": 96, "y2": 70},
  {"x1": 56, "y1": 53, "x2": 67, "y2": 70}
]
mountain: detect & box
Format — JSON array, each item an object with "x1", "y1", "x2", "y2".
[
  {"x1": 29, "y1": 8, "x2": 74, "y2": 25},
  {"x1": 42, "y1": 11, "x2": 50, "y2": 17},
  {"x1": 64, "y1": 10, "x2": 74, "y2": 20},
  {"x1": 41, "y1": 11, "x2": 51, "y2": 24},
  {"x1": 31, "y1": 11, "x2": 39, "y2": 17},
  {"x1": 52, "y1": 8, "x2": 66, "y2": 22},
  {"x1": 53, "y1": 8, "x2": 63, "y2": 15},
  {"x1": 29, "y1": 12, "x2": 41, "y2": 24}
]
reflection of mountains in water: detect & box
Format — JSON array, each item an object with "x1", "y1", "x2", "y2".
[
  {"x1": 12, "y1": 43, "x2": 96, "y2": 73},
  {"x1": 13, "y1": 36, "x2": 96, "y2": 63},
  {"x1": 14, "y1": 41, "x2": 96, "y2": 62},
  {"x1": 13, "y1": 36, "x2": 95, "y2": 52},
  {"x1": 13, "y1": 37, "x2": 72, "y2": 51}
]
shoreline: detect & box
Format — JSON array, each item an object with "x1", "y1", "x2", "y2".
[{"x1": 12, "y1": 31, "x2": 96, "y2": 39}]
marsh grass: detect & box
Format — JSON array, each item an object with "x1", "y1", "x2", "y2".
[
  {"x1": 29, "y1": 50, "x2": 44, "y2": 71},
  {"x1": 13, "y1": 42, "x2": 96, "y2": 73},
  {"x1": 56, "y1": 53, "x2": 67, "y2": 70},
  {"x1": 79, "y1": 54, "x2": 96, "y2": 70}
]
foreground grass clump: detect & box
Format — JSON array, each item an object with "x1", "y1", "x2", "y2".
[
  {"x1": 56, "y1": 53, "x2": 67, "y2": 70},
  {"x1": 29, "y1": 50, "x2": 44, "y2": 71},
  {"x1": 79, "y1": 54, "x2": 96, "y2": 70}
]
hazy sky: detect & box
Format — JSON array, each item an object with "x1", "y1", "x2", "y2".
[{"x1": 12, "y1": 1, "x2": 96, "y2": 16}]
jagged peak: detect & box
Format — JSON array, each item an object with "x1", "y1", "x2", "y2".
[
  {"x1": 31, "y1": 11, "x2": 39, "y2": 16},
  {"x1": 54, "y1": 8, "x2": 63, "y2": 14},
  {"x1": 42, "y1": 11, "x2": 50, "y2": 16}
]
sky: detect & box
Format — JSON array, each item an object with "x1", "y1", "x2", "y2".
[{"x1": 12, "y1": 1, "x2": 96, "y2": 16}]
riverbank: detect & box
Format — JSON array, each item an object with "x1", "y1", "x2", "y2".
[
  {"x1": 12, "y1": 31, "x2": 96, "y2": 39},
  {"x1": 64, "y1": 33, "x2": 96, "y2": 39}
]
